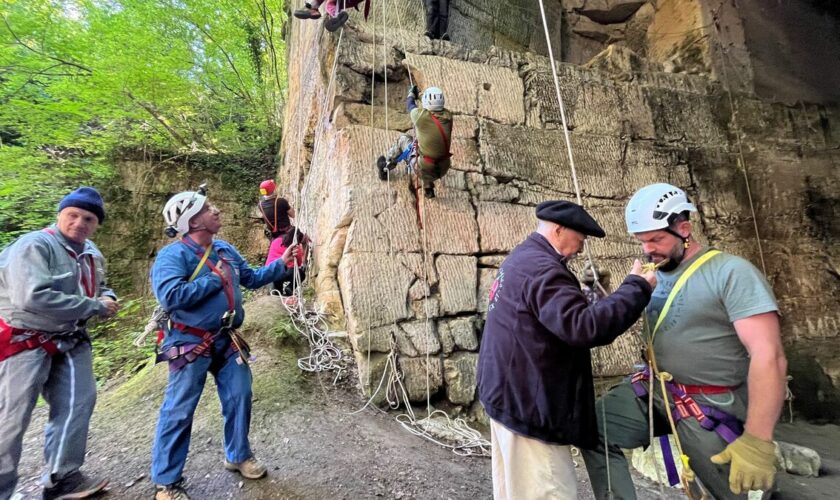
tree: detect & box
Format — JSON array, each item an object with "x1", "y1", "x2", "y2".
[{"x1": 0, "y1": 0, "x2": 287, "y2": 245}]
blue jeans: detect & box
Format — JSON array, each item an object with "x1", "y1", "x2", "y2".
[
  {"x1": 150, "y1": 347, "x2": 253, "y2": 486},
  {"x1": 0, "y1": 341, "x2": 97, "y2": 499}
]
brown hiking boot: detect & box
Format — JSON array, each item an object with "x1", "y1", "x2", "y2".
[
  {"x1": 155, "y1": 479, "x2": 190, "y2": 500},
  {"x1": 224, "y1": 457, "x2": 267, "y2": 480}
]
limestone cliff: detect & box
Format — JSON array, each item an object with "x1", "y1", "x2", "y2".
[{"x1": 279, "y1": 0, "x2": 840, "y2": 419}]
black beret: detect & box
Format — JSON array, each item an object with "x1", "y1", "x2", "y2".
[{"x1": 536, "y1": 200, "x2": 606, "y2": 238}]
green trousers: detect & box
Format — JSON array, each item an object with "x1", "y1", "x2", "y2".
[
  {"x1": 581, "y1": 381, "x2": 751, "y2": 500},
  {"x1": 417, "y1": 156, "x2": 450, "y2": 190}
]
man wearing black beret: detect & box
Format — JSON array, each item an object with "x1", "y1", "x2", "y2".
[{"x1": 477, "y1": 200, "x2": 656, "y2": 499}]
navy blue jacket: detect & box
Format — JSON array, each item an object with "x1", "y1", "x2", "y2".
[{"x1": 477, "y1": 233, "x2": 652, "y2": 448}]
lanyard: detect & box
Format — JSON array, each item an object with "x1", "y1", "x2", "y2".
[{"x1": 43, "y1": 228, "x2": 96, "y2": 298}]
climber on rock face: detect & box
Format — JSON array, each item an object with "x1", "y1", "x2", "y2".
[
  {"x1": 376, "y1": 84, "x2": 452, "y2": 199},
  {"x1": 293, "y1": 0, "x2": 370, "y2": 32},
  {"x1": 582, "y1": 183, "x2": 788, "y2": 500},
  {"x1": 423, "y1": 0, "x2": 450, "y2": 40}
]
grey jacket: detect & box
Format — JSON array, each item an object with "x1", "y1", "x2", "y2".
[{"x1": 0, "y1": 225, "x2": 116, "y2": 336}]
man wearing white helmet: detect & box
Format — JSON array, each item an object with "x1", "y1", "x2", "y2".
[
  {"x1": 150, "y1": 186, "x2": 299, "y2": 499},
  {"x1": 583, "y1": 183, "x2": 788, "y2": 500},
  {"x1": 376, "y1": 84, "x2": 452, "y2": 199}
]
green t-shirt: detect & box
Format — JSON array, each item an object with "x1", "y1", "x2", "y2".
[{"x1": 646, "y1": 248, "x2": 778, "y2": 387}]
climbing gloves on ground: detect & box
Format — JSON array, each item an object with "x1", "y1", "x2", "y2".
[
  {"x1": 710, "y1": 432, "x2": 777, "y2": 494},
  {"x1": 408, "y1": 84, "x2": 420, "y2": 100}
]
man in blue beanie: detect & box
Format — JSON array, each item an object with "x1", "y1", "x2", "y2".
[{"x1": 0, "y1": 186, "x2": 119, "y2": 499}]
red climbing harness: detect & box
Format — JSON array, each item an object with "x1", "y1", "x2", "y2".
[{"x1": 0, "y1": 317, "x2": 60, "y2": 362}]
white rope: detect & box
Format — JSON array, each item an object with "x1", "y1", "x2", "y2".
[
  {"x1": 710, "y1": 18, "x2": 767, "y2": 275},
  {"x1": 343, "y1": 2, "x2": 490, "y2": 457},
  {"x1": 275, "y1": 6, "x2": 349, "y2": 379}
]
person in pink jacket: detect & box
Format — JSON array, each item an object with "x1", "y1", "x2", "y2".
[{"x1": 265, "y1": 228, "x2": 309, "y2": 298}]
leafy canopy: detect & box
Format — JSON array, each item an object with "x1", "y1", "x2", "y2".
[{"x1": 0, "y1": 0, "x2": 287, "y2": 245}]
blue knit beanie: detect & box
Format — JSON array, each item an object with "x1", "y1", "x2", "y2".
[{"x1": 58, "y1": 187, "x2": 106, "y2": 223}]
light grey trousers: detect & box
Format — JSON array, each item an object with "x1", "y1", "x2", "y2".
[{"x1": 0, "y1": 341, "x2": 97, "y2": 499}]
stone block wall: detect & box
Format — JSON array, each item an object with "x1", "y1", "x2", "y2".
[{"x1": 280, "y1": 1, "x2": 840, "y2": 419}]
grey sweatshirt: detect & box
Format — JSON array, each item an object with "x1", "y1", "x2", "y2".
[{"x1": 0, "y1": 225, "x2": 116, "y2": 336}]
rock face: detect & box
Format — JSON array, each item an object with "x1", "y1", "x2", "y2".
[
  {"x1": 96, "y1": 155, "x2": 274, "y2": 293},
  {"x1": 279, "y1": 1, "x2": 840, "y2": 416}
]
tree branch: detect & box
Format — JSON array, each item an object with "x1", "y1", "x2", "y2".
[
  {"x1": 184, "y1": 18, "x2": 255, "y2": 106},
  {"x1": 2, "y1": 16, "x2": 93, "y2": 74},
  {"x1": 125, "y1": 91, "x2": 191, "y2": 149}
]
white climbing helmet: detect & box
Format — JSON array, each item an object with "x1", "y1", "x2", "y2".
[
  {"x1": 421, "y1": 87, "x2": 445, "y2": 111},
  {"x1": 625, "y1": 183, "x2": 697, "y2": 234},
  {"x1": 163, "y1": 189, "x2": 207, "y2": 236}
]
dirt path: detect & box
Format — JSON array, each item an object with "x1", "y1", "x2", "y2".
[{"x1": 13, "y1": 339, "x2": 834, "y2": 499}]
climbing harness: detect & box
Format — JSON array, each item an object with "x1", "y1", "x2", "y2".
[
  {"x1": 418, "y1": 111, "x2": 452, "y2": 167},
  {"x1": 257, "y1": 196, "x2": 290, "y2": 236},
  {"x1": 138, "y1": 238, "x2": 252, "y2": 370},
  {"x1": 0, "y1": 317, "x2": 61, "y2": 362}
]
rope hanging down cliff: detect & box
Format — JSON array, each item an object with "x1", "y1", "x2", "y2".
[
  {"x1": 349, "y1": 0, "x2": 489, "y2": 457},
  {"x1": 280, "y1": 8, "x2": 349, "y2": 379}
]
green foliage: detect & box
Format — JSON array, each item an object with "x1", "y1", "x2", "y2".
[
  {"x1": 0, "y1": 0, "x2": 288, "y2": 245},
  {"x1": 88, "y1": 295, "x2": 157, "y2": 384},
  {"x1": 268, "y1": 314, "x2": 303, "y2": 345}
]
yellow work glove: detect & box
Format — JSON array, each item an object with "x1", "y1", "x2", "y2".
[{"x1": 710, "y1": 432, "x2": 777, "y2": 494}]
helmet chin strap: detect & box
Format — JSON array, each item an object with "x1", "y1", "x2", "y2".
[{"x1": 659, "y1": 229, "x2": 691, "y2": 272}]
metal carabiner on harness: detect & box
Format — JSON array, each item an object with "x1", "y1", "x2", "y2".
[{"x1": 220, "y1": 310, "x2": 236, "y2": 330}]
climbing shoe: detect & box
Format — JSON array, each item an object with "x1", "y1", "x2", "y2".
[
  {"x1": 224, "y1": 457, "x2": 267, "y2": 480},
  {"x1": 440, "y1": 33, "x2": 451, "y2": 41},
  {"x1": 293, "y1": 4, "x2": 321, "y2": 19},
  {"x1": 155, "y1": 479, "x2": 190, "y2": 500},
  {"x1": 324, "y1": 10, "x2": 349, "y2": 32},
  {"x1": 42, "y1": 471, "x2": 108, "y2": 499},
  {"x1": 424, "y1": 187, "x2": 436, "y2": 199},
  {"x1": 376, "y1": 155, "x2": 389, "y2": 180}
]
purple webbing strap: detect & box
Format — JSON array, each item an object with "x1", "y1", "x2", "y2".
[{"x1": 659, "y1": 435, "x2": 681, "y2": 486}]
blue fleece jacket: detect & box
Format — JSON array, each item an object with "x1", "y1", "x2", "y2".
[{"x1": 151, "y1": 235, "x2": 293, "y2": 349}]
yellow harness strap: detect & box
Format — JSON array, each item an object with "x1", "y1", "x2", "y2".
[
  {"x1": 651, "y1": 249, "x2": 721, "y2": 339},
  {"x1": 188, "y1": 244, "x2": 213, "y2": 283}
]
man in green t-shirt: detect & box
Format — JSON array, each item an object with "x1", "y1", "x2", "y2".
[
  {"x1": 376, "y1": 85, "x2": 452, "y2": 199},
  {"x1": 583, "y1": 183, "x2": 788, "y2": 500}
]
